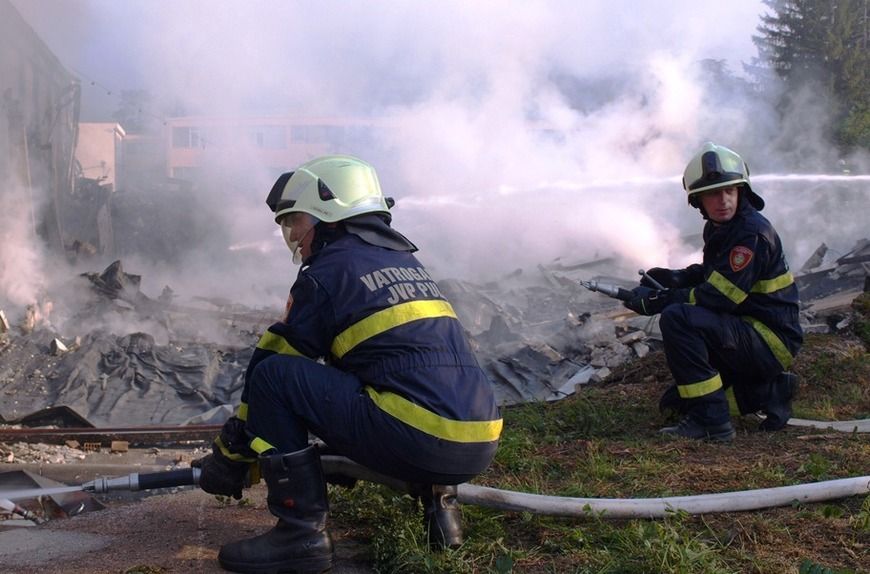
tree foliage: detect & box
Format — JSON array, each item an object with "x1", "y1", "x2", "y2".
[{"x1": 751, "y1": 0, "x2": 870, "y2": 148}]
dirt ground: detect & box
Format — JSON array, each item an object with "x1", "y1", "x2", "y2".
[{"x1": 1, "y1": 485, "x2": 374, "y2": 574}]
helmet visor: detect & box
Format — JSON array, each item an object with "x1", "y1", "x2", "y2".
[
  {"x1": 684, "y1": 147, "x2": 749, "y2": 195},
  {"x1": 266, "y1": 171, "x2": 295, "y2": 214}
]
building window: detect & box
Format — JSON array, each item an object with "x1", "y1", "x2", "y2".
[{"x1": 172, "y1": 127, "x2": 204, "y2": 148}]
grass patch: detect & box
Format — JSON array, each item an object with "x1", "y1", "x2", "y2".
[
  {"x1": 327, "y1": 327, "x2": 870, "y2": 573},
  {"x1": 792, "y1": 334, "x2": 870, "y2": 420}
]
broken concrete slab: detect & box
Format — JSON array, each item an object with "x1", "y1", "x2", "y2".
[
  {"x1": 590, "y1": 367, "x2": 612, "y2": 383},
  {"x1": 50, "y1": 337, "x2": 68, "y2": 355},
  {"x1": 632, "y1": 342, "x2": 650, "y2": 358},
  {"x1": 617, "y1": 330, "x2": 645, "y2": 345},
  {"x1": 109, "y1": 441, "x2": 129, "y2": 453},
  {"x1": 549, "y1": 364, "x2": 596, "y2": 401}
]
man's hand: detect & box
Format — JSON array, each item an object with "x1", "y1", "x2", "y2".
[
  {"x1": 641, "y1": 267, "x2": 683, "y2": 288},
  {"x1": 191, "y1": 452, "x2": 247, "y2": 499},
  {"x1": 191, "y1": 449, "x2": 249, "y2": 500},
  {"x1": 623, "y1": 286, "x2": 669, "y2": 316},
  {"x1": 641, "y1": 264, "x2": 704, "y2": 289},
  {"x1": 192, "y1": 415, "x2": 259, "y2": 499}
]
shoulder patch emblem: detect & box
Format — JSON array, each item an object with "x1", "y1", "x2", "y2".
[{"x1": 729, "y1": 246, "x2": 754, "y2": 273}]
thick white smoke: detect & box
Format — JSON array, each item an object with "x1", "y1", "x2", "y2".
[
  {"x1": 8, "y1": 0, "x2": 868, "y2": 311},
  {"x1": 0, "y1": 180, "x2": 45, "y2": 316}
]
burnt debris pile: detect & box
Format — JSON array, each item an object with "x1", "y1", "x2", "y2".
[
  {"x1": 0, "y1": 260, "x2": 268, "y2": 427},
  {"x1": 1, "y1": 247, "x2": 868, "y2": 428}
]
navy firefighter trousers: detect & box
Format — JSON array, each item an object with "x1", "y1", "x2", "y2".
[
  {"x1": 243, "y1": 353, "x2": 479, "y2": 486},
  {"x1": 660, "y1": 303, "x2": 785, "y2": 425}
]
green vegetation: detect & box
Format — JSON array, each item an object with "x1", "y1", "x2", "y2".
[
  {"x1": 327, "y1": 302, "x2": 870, "y2": 573},
  {"x1": 752, "y1": 0, "x2": 870, "y2": 149},
  {"x1": 852, "y1": 293, "x2": 870, "y2": 347}
]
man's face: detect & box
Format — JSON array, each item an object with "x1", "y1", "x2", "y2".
[
  {"x1": 279, "y1": 212, "x2": 317, "y2": 262},
  {"x1": 699, "y1": 185, "x2": 739, "y2": 223}
]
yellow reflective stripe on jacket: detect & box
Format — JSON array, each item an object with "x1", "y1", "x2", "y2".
[
  {"x1": 743, "y1": 316, "x2": 794, "y2": 369},
  {"x1": 256, "y1": 331, "x2": 304, "y2": 356},
  {"x1": 751, "y1": 271, "x2": 794, "y2": 294},
  {"x1": 707, "y1": 271, "x2": 748, "y2": 305},
  {"x1": 215, "y1": 436, "x2": 257, "y2": 463},
  {"x1": 332, "y1": 300, "x2": 457, "y2": 359},
  {"x1": 688, "y1": 288, "x2": 696, "y2": 305},
  {"x1": 237, "y1": 402, "x2": 248, "y2": 421},
  {"x1": 677, "y1": 373, "x2": 723, "y2": 399},
  {"x1": 364, "y1": 386, "x2": 502, "y2": 443}
]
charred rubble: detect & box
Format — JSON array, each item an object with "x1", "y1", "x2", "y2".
[{"x1": 1, "y1": 243, "x2": 868, "y2": 431}]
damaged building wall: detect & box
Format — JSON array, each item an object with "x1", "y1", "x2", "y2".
[
  {"x1": 62, "y1": 123, "x2": 125, "y2": 258},
  {"x1": 0, "y1": 0, "x2": 81, "y2": 255},
  {"x1": 75, "y1": 122, "x2": 125, "y2": 191},
  {"x1": 62, "y1": 176, "x2": 114, "y2": 260}
]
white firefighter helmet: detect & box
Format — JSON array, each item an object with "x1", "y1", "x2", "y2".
[
  {"x1": 266, "y1": 155, "x2": 391, "y2": 223},
  {"x1": 682, "y1": 142, "x2": 764, "y2": 210}
]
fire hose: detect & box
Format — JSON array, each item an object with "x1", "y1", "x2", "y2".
[
  {"x1": 316, "y1": 456, "x2": 870, "y2": 519},
  {"x1": 578, "y1": 269, "x2": 666, "y2": 302},
  {"x1": 1, "y1": 459, "x2": 867, "y2": 520},
  {"x1": 82, "y1": 467, "x2": 201, "y2": 494}
]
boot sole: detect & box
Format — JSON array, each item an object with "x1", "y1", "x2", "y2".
[
  {"x1": 659, "y1": 427, "x2": 735, "y2": 443},
  {"x1": 218, "y1": 555, "x2": 332, "y2": 574},
  {"x1": 705, "y1": 429, "x2": 735, "y2": 443}
]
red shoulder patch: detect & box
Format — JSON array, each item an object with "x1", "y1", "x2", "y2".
[{"x1": 729, "y1": 246, "x2": 754, "y2": 272}]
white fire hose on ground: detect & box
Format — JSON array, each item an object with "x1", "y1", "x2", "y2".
[
  {"x1": 320, "y1": 456, "x2": 870, "y2": 519},
  {"x1": 786, "y1": 417, "x2": 870, "y2": 432}
]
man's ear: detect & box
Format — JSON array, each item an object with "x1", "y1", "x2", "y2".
[{"x1": 689, "y1": 196, "x2": 709, "y2": 219}]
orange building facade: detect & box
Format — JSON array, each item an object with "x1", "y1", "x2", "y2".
[{"x1": 163, "y1": 115, "x2": 390, "y2": 184}]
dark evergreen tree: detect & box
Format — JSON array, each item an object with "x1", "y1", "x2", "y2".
[{"x1": 750, "y1": 0, "x2": 869, "y2": 148}]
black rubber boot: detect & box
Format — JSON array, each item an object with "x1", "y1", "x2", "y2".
[
  {"x1": 218, "y1": 445, "x2": 333, "y2": 574},
  {"x1": 422, "y1": 484, "x2": 463, "y2": 550},
  {"x1": 759, "y1": 372, "x2": 798, "y2": 431},
  {"x1": 659, "y1": 416, "x2": 735, "y2": 442}
]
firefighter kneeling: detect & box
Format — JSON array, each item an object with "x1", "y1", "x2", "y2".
[
  {"x1": 192, "y1": 155, "x2": 502, "y2": 573},
  {"x1": 623, "y1": 142, "x2": 803, "y2": 442}
]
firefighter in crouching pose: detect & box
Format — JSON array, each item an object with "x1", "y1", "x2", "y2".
[
  {"x1": 623, "y1": 142, "x2": 802, "y2": 442},
  {"x1": 193, "y1": 155, "x2": 502, "y2": 573}
]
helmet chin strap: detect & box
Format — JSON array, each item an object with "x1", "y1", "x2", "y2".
[
  {"x1": 282, "y1": 218, "x2": 317, "y2": 264},
  {"x1": 293, "y1": 224, "x2": 317, "y2": 264}
]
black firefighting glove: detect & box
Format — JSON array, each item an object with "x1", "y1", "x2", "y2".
[
  {"x1": 623, "y1": 286, "x2": 670, "y2": 316},
  {"x1": 191, "y1": 448, "x2": 249, "y2": 500},
  {"x1": 191, "y1": 416, "x2": 255, "y2": 499},
  {"x1": 641, "y1": 264, "x2": 704, "y2": 289}
]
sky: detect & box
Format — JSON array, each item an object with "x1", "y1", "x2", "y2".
[{"x1": 5, "y1": 0, "x2": 870, "y2": 320}]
